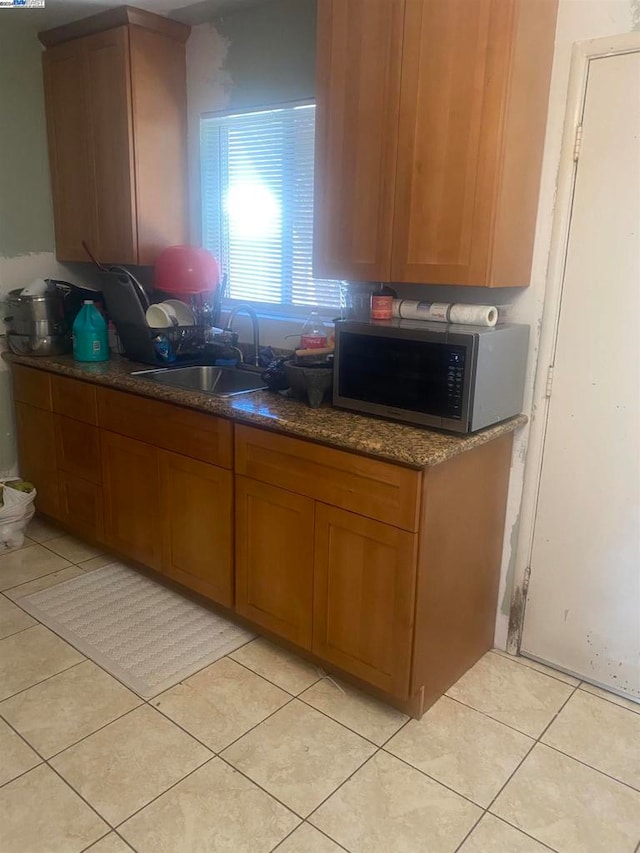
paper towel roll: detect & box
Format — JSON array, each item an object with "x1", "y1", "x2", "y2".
[{"x1": 392, "y1": 300, "x2": 498, "y2": 327}]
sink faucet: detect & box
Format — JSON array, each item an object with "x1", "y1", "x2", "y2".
[{"x1": 224, "y1": 304, "x2": 261, "y2": 367}]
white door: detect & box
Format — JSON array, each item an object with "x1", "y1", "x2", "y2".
[{"x1": 521, "y1": 49, "x2": 640, "y2": 700}]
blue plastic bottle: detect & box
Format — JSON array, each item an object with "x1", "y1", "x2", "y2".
[{"x1": 72, "y1": 301, "x2": 109, "y2": 362}]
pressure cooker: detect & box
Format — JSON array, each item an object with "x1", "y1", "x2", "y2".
[{"x1": 4, "y1": 285, "x2": 72, "y2": 356}]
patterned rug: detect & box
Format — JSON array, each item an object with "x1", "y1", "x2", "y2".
[{"x1": 20, "y1": 562, "x2": 254, "y2": 697}]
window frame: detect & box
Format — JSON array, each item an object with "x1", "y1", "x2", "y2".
[{"x1": 199, "y1": 99, "x2": 340, "y2": 322}]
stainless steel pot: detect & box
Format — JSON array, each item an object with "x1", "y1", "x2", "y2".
[
  {"x1": 6, "y1": 332, "x2": 71, "y2": 356},
  {"x1": 4, "y1": 288, "x2": 68, "y2": 337}
]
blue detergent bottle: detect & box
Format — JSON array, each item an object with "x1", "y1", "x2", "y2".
[{"x1": 72, "y1": 301, "x2": 109, "y2": 362}]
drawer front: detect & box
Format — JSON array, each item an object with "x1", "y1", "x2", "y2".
[
  {"x1": 11, "y1": 365, "x2": 52, "y2": 410},
  {"x1": 58, "y1": 471, "x2": 104, "y2": 543},
  {"x1": 52, "y1": 374, "x2": 98, "y2": 424},
  {"x1": 54, "y1": 415, "x2": 102, "y2": 484},
  {"x1": 97, "y1": 387, "x2": 233, "y2": 469},
  {"x1": 235, "y1": 425, "x2": 421, "y2": 531}
]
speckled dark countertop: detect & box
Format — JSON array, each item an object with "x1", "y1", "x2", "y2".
[{"x1": 3, "y1": 352, "x2": 527, "y2": 469}]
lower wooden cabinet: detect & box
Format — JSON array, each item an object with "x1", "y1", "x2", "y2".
[
  {"x1": 14, "y1": 402, "x2": 60, "y2": 519},
  {"x1": 54, "y1": 414, "x2": 102, "y2": 484},
  {"x1": 159, "y1": 450, "x2": 234, "y2": 607},
  {"x1": 235, "y1": 476, "x2": 315, "y2": 648},
  {"x1": 58, "y1": 470, "x2": 104, "y2": 542},
  {"x1": 101, "y1": 430, "x2": 162, "y2": 570},
  {"x1": 313, "y1": 504, "x2": 417, "y2": 696}
]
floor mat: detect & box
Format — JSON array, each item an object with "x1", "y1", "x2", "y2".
[{"x1": 19, "y1": 562, "x2": 254, "y2": 698}]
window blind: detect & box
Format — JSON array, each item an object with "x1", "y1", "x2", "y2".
[{"x1": 201, "y1": 104, "x2": 340, "y2": 311}]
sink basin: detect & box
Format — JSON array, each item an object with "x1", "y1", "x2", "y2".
[{"x1": 131, "y1": 365, "x2": 267, "y2": 397}]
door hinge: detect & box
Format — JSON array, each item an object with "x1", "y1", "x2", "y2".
[
  {"x1": 545, "y1": 365, "x2": 554, "y2": 398},
  {"x1": 573, "y1": 124, "x2": 583, "y2": 162}
]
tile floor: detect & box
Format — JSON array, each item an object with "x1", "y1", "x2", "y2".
[{"x1": 1, "y1": 518, "x2": 639, "y2": 853}]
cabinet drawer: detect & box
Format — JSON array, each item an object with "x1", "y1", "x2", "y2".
[
  {"x1": 58, "y1": 471, "x2": 104, "y2": 542},
  {"x1": 11, "y1": 365, "x2": 52, "y2": 410},
  {"x1": 52, "y1": 374, "x2": 98, "y2": 424},
  {"x1": 54, "y1": 415, "x2": 101, "y2": 484},
  {"x1": 235, "y1": 425, "x2": 421, "y2": 531},
  {"x1": 97, "y1": 387, "x2": 233, "y2": 469}
]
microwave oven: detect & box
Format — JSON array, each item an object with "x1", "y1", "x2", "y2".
[{"x1": 333, "y1": 320, "x2": 529, "y2": 433}]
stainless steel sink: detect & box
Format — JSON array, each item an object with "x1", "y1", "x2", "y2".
[{"x1": 131, "y1": 365, "x2": 267, "y2": 397}]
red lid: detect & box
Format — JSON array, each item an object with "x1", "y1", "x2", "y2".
[{"x1": 154, "y1": 246, "x2": 220, "y2": 295}]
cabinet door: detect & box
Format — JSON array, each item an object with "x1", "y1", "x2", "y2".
[
  {"x1": 313, "y1": 0, "x2": 404, "y2": 281},
  {"x1": 313, "y1": 504, "x2": 417, "y2": 697},
  {"x1": 14, "y1": 402, "x2": 60, "y2": 519},
  {"x1": 159, "y1": 450, "x2": 234, "y2": 607},
  {"x1": 84, "y1": 26, "x2": 137, "y2": 264},
  {"x1": 54, "y1": 415, "x2": 102, "y2": 485},
  {"x1": 43, "y1": 41, "x2": 96, "y2": 262},
  {"x1": 58, "y1": 471, "x2": 104, "y2": 543},
  {"x1": 236, "y1": 477, "x2": 314, "y2": 648},
  {"x1": 101, "y1": 431, "x2": 161, "y2": 569}
]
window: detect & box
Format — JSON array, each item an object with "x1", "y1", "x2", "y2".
[{"x1": 201, "y1": 103, "x2": 340, "y2": 314}]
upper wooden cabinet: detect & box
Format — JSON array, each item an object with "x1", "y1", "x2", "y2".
[
  {"x1": 41, "y1": 7, "x2": 190, "y2": 266},
  {"x1": 314, "y1": 0, "x2": 558, "y2": 287}
]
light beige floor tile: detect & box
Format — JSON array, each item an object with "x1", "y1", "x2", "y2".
[
  {"x1": 0, "y1": 543, "x2": 71, "y2": 591},
  {"x1": 0, "y1": 764, "x2": 108, "y2": 853},
  {"x1": 230, "y1": 637, "x2": 321, "y2": 695},
  {"x1": 580, "y1": 681, "x2": 640, "y2": 714},
  {"x1": 275, "y1": 823, "x2": 344, "y2": 852},
  {"x1": 44, "y1": 533, "x2": 104, "y2": 563},
  {"x1": 0, "y1": 659, "x2": 142, "y2": 758},
  {"x1": 85, "y1": 833, "x2": 135, "y2": 852},
  {"x1": 0, "y1": 594, "x2": 35, "y2": 639},
  {"x1": 51, "y1": 704, "x2": 212, "y2": 825},
  {"x1": 120, "y1": 758, "x2": 299, "y2": 853},
  {"x1": 25, "y1": 516, "x2": 65, "y2": 543},
  {"x1": 311, "y1": 750, "x2": 481, "y2": 853},
  {"x1": 0, "y1": 718, "x2": 41, "y2": 785},
  {"x1": 492, "y1": 743, "x2": 640, "y2": 852},
  {"x1": 458, "y1": 813, "x2": 549, "y2": 852},
  {"x1": 153, "y1": 657, "x2": 289, "y2": 752},
  {"x1": 386, "y1": 695, "x2": 533, "y2": 806},
  {"x1": 79, "y1": 555, "x2": 117, "y2": 572},
  {"x1": 222, "y1": 699, "x2": 376, "y2": 816},
  {"x1": 542, "y1": 690, "x2": 640, "y2": 790},
  {"x1": 492, "y1": 649, "x2": 581, "y2": 686},
  {"x1": 446, "y1": 651, "x2": 574, "y2": 737},
  {"x1": 300, "y1": 677, "x2": 408, "y2": 745},
  {"x1": 0, "y1": 624, "x2": 84, "y2": 701},
  {"x1": 3, "y1": 565, "x2": 85, "y2": 600}
]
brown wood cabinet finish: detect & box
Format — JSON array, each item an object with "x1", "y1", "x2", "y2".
[
  {"x1": 101, "y1": 430, "x2": 162, "y2": 570},
  {"x1": 11, "y1": 364, "x2": 52, "y2": 411},
  {"x1": 313, "y1": 504, "x2": 417, "y2": 696},
  {"x1": 54, "y1": 415, "x2": 102, "y2": 485},
  {"x1": 236, "y1": 476, "x2": 315, "y2": 649},
  {"x1": 51, "y1": 375, "x2": 98, "y2": 425},
  {"x1": 159, "y1": 450, "x2": 234, "y2": 608},
  {"x1": 58, "y1": 471, "x2": 104, "y2": 542},
  {"x1": 314, "y1": 0, "x2": 557, "y2": 287},
  {"x1": 235, "y1": 425, "x2": 421, "y2": 532},
  {"x1": 97, "y1": 387, "x2": 233, "y2": 469},
  {"x1": 41, "y1": 9, "x2": 188, "y2": 265},
  {"x1": 313, "y1": 0, "x2": 404, "y2": 281},
  {"x1": 14, "y1": 402, "x2": 60, "y2": 519}
]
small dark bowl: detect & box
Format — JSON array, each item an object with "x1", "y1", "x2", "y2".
[{"x1": 284, "y1": 363, "x2": 333, "y2": 408}]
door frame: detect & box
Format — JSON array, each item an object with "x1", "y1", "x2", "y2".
[{"x1": 508, "y1": 32, "x2": 640, "y2": 655}]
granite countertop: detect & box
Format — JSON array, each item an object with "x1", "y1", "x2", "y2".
[{"x1": 3, "y1": 352, "x2": 527, "y2": 469}]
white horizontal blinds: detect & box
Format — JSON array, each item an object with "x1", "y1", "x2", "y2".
[{"x1": 201, "y1": 104, "x2": 340, "y2": 309}]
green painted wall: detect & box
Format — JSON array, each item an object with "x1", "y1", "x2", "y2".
[
  {"x1": 215, "y1": 0, "x2": 316, "y2": 109},
  {"x1": 0, "y1": 19, "x2": 55, "y2": 258}
]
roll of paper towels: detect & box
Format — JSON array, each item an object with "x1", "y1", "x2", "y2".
[{"x1": 392, "y1": 300, "x2": 498, "y2": 327}]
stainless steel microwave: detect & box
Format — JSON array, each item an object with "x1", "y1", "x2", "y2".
[{"x1": 333, "y1": 320, "x2": 529, "y2": 433}]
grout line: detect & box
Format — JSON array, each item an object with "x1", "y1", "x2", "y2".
[
  {"x1": 489, "y1": 649, "x2": 580, "y2": 687},
  {"x1": 0, "y1": 559, "x2": 76, "y2": 596},
  {"x1": 0, "y1": 658, "x2": 86, "y2": 705},
  {"x1": 536, "y1": 683, "x2": 580, "y2": 742},
  {"x1": 269, "y1": 820, "x2": 351, "y2": 853},
  {"x1": 0, "y1": 621, "x2": 38, "y2": 642},
  {"x1": 539, "y1": 741, "x2": 640, "y2": 796},
  {"x1": 443, "y1": 693, "x2": 541, "y2": 740}
]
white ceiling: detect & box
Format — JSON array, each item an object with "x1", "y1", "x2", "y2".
[{"x1": 25, "y1": 0, "x2": 269, "y2": 30}]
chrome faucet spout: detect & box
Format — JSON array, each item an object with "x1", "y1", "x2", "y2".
[{"x1": 224, "y1": 305, "x2": 261, "y2": 367}]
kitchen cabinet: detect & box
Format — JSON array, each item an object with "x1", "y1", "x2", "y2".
[
  {"x1": 313, "y1": 505, "x2": 417, "y2": 695},
  {"x1": 159, "y1": 450, "x2": 234, "y2": 608},
  {"x1": 101, "y1": 431, "x2": 162, "y2": 570},
  {"x1": 235, "y1": 476, "x2": 315, "y2": 648},
  {"x1": 314, "y1": 0, "x2": 558, "y2": 287},
  {"x1": 14, "y1": 403, "x2": 60, "y2": 520},
  {"x1": 40, "y1": 7, "x2": 189, "y2": 265},
  {"x1": 58, "y1": 471, "x2": 104, "y2": 543}
]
